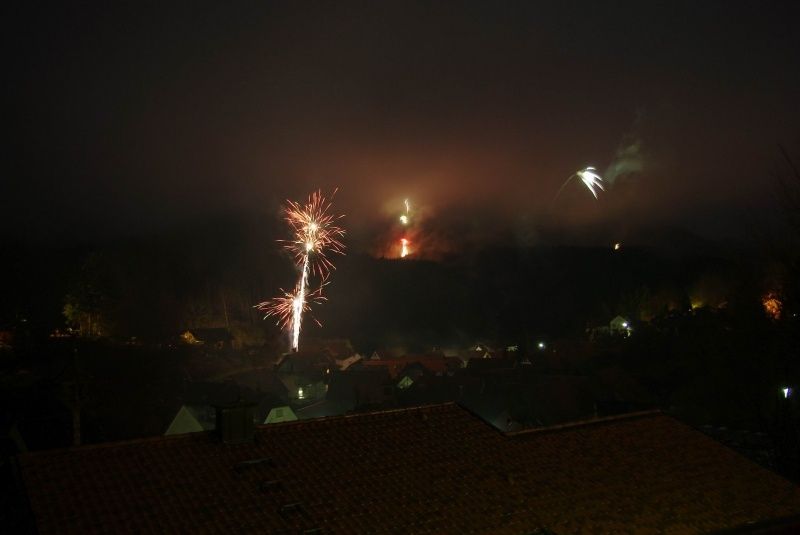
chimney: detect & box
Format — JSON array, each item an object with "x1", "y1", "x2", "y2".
[{"x1": 214, "y1": 401, "x2": 256, "y2": 444}]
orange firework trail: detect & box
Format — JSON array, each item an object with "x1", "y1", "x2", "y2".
[{"x1": 256, "y1": 190, "x2": 345, "y2": 351}]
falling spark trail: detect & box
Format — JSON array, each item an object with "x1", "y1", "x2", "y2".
[{"x1": 552, "y1": 166, "x2": 605, "y2": 204}]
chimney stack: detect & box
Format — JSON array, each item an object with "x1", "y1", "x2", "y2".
[{"x1": 214, "y1": 401, "x2": 256, "y2": 444}]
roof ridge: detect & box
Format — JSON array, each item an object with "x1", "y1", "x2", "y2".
[{"x1": 505, "y1": 409, "x2": 663, "y2": 437}]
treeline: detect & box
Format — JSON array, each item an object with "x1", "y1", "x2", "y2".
[{"x1": 3, "y1": 215, "x2": 790, "y2": 352}]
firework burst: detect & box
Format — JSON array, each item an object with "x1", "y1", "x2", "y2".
[
  {"x1": 257, "y1": 190, "x2": 345, "y2": 351},
  {"x1": 576, "y1": 167, "x2": 605, "y2": 198},
  {"x1": 281, "y1": 190, "x2": 345, "y2": 280},
  {"x1": 553, "y1": 166, "x2": 606, "y2": 203},
  {"x1": 255, "y1": 284, "x2": 326, "y2": 331}
]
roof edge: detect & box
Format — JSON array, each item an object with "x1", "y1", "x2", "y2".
[{"x1": 257, "y1": 401, "x2": 460, "y2": 429}]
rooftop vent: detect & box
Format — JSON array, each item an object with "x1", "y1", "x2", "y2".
[{"x1": 214, "y1": 401, "x2": 256, "y2": 444}]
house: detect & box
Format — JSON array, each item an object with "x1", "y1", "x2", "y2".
[
  {"x1": 326, "y1": 367, "x2": 394, "y2": 411},
  {"x1": 334, "y1": 353, "x2": 362, "y2": 370},
  {"x1": 17, "y1": 404, "x2": 800, "y2": 534},
  {"x1": 221, "y1": 368, "x2": 289, "y2": 401},
  {"x1": 360, "y1": 353, "x2": 450, "y2": 378},
  {"x1": 609, "y1": 315, "x2": 633, "y2": 336},
  {"x1": 164, "y1": 405, "x2": 215, "y2": 435},
  {"x1": 465, "y1": 356, "x2": 515, "y2": 372},
  {"x1": 180, "y1": 328, "x2": 234, "y2": 349},
  {"x1": 165, "y1": 402, "x2": 296, "y2": 435},
  {"x1": 262, "y1": 405, "x2": 297, "y2": 424},
  {"x1": 296, "y1": 338, "x2": 354, "y2": 358},
  {"x1": 275, "y1": 351, "x2": 334, "y2": 404},
  {"x1": 396, "y1": 372, "x2": 480, "y2": 408},
  {"x1": 165, "y1": 389, "x2": 296, "y2": 435},
  {"x1": 587, "y1": 316, "x2": 633, "y2": 340},
  {"x1": 369, "y1": 346, "x2": 405, "y2": 360}
]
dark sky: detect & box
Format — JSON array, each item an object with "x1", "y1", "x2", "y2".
[{"x1": 5, "y1": 1, "x2": 799, "y2": 247}]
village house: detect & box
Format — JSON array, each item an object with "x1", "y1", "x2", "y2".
[
  {"x1": 165, "y1": 383, "x2": 296, "y2": 435},
  {"x1": 179, "y1": 328, "x2": 234, "y2": 349},
  {"x1": 275, "y1": 351, "x2": 334, "y2": 404}
]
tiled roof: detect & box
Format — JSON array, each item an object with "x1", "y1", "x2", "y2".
[{"x1": 17, "y1": 404, "x2": 800, "y2": 534}]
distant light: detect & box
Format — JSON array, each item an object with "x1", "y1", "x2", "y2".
[
  {"x1": 783, "y1": 387, "x2": 792, "y2": 399},
  {"x1": 297, "y1": 387, "x2": 305, "y2": 400},
  {"x1": 622, "y1": 322, "x2": 628, "y2": 328},
  {"x1": 537, "y1": 342, "x2": 545, "y2": 350},
  {"x1": 762, "y1": 292, "x2": 783, "y2": 320},
  {"x1": 613, "y1": 243, "x2": 621, "y2": 251}
]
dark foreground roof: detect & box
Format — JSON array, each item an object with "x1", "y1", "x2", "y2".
[{"x1": 17, "y1": 404, "x2": 800, "y2": 534}]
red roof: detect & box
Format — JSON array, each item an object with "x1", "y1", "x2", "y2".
[{"x1": 18, "y1": 404, "x2": 800, "y2": 534}]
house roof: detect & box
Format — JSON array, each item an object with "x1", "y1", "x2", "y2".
[
  {"x1": 18, "y1": 404, "x2": 800, "y2": 534},
  {"x1": 276, "y1": 352, "x2": 334, "y2": 376},
  {"x1": 326, "y1": 368, "x2": 392, "y2": 404},
  {"x1": 298, "y1": 338, "x2": 355, "y2": 359},
  {"x1": 360, "y1": 355, "x2": 450, "y2": 378}
]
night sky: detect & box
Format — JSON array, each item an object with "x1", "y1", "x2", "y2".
[{"x1": 5, "y1": 1, "x2": 799, "y2": 247}]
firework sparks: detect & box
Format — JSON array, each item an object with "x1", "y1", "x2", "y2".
[
  {"x1": 258, "y1": 190, "x2": 345, "y2": 351},
  {"x1": 576, "y1": 167, "x2": 605, "y2": 198},
  {"x1": 282, "y1": 190, "x2": 346, "y2": 280},
  {"x1": 255, "y1": 284, "x2": 326, "y2": 331},
  {"x1": 553, "y1": 166, "x2": 606, "y2": 203}
]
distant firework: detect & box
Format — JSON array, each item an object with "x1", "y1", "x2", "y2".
[
  {"x1": 576, "y1": 167, "x2": 605, "y2": 198},
  {"x1": 257, "y1": 190, "x2": 345, "y2": 351},
  {"x1": 400, "y1": 198, "x2": 410, "y2": 225},
  {"x1": 553, "y1": 166, "x2": 606, "y2": 202},
  {"x1": 398, "y1": 199, "x2": 414, "y2": 258}
]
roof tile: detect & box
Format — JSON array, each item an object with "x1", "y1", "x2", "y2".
[{"x1": 17, "y1": 404, "x2": 800, "y2": 534}]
